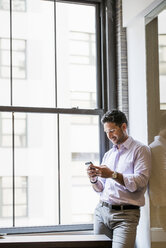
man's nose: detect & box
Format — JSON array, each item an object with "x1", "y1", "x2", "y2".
[{"x1": 107, "y1": 132, "x2": 113, "y2": 139}]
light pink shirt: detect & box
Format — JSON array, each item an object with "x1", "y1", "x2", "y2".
[{"x1": 98, "y1": 136, "x2": 151, "y2": 206}]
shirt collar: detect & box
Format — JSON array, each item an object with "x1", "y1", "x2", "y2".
[
  {"x1": 122, "y1": 136, "x2": 133, "y2": 149},
  {"x1": 113, "y1": 136, "x2": 133, "y2": 151}
]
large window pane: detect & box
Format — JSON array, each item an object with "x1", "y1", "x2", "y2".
[
  {"x1": 56, "y1": 3, "x2": 97, "y2": 109},
  {"x1": 59, "y1": 115, "x2": 100, "y2": 224},
  {"x1": 0, "y1": 112, "x2": 13, "y2": 227},
  {"x1": 15, "y1": 113, "x2": 59, "y2": 227},
  {"x1": 0, "y1": 2, "x2": 10, "y2": 105},
  {"x1": 12, "y1": 1, "x2": 55, "y2": 107}
]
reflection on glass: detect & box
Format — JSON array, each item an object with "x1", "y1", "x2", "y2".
[
  {"x1": 158, "y1": 10, "x2": 166, "y2": 110},
  {"x1": 153, "y1": 12, "x2": 166, "y2": 246},
  {"x1": 15, "y1": 113, "x2": 59, "y2": 227},
  {"x1": 149, "y1": 112, "x2": 166, "y2": 245},
  {"x1": 12, "y1": 1, "x2": 55, "y2": 107},
  {"x1": 56, "y1": 3, "x2": 97, "y2": 109},
  {"x1": 59, "y1": 114, "x2": 99, "y2": 224},
  {"x1": 0, "y1": 112, "x2": 12, "y2": 227}
]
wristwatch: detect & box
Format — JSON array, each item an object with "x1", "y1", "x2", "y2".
[{"x1": 112, "y1": 171, "x2": 118, "y2": 179}]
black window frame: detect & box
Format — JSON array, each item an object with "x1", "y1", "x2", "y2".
[{"x1": 0, "y1": 0, "x2": 117, "y2": 234}]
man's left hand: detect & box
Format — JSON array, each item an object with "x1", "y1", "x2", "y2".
[{"x1": 90, "y1": 164, "x2": 113, "y2": 178}]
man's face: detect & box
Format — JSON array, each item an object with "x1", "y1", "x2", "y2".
[{"x1": 104, "y1": 122, "x2": 128, "y2": 146}]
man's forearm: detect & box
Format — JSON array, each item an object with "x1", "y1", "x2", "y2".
[
  {"x1": 113, "y1": 172, "x2": 125, "y2": 186},
  {"x1": 91, "y1": 180, "x2": 103, "y2": 192}
]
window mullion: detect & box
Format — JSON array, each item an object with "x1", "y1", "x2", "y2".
[
  {"x1": 54, "y1": 0, "x2": 58, "y2": 108},
  {"x1": 57, "y1": 114, "x2": 61, "y2": 225},
  {"x1": 12, "y1": 112, "x2": 15, "y2": 227},
  {"x1": 10, "y1": 0, "x2": 13, "y2": 106}
]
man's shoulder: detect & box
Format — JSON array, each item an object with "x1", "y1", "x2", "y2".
[{"x1": 130, "y1": 136, "x2": 150, "y2": 153}]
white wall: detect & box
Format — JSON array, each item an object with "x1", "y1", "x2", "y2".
[
  {"x1": 122, "y1": 0, "x2": 163, "y2": 27},
  {"x1": 122, "y1": 0, "x2": 163, "y2": 144},
  {"x1": 125, "y1": 16, "x2": 148, "y2": 144}
]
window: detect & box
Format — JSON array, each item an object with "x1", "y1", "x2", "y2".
[
  {"x1": 0, "y1": 113, "x2": 27, "y2": 147},
  {"x1": 69, "y1": 30, "x2": 96, "y2": 110},
  {"x1": 0, "y1": 38, "x2": 26, "y2": 79},
  {"x1": 70, "y1": 91, "x2": 96, "y2": 109},
  {"x1": 159, "y1": 34, "x2": 166, "y2": 109},
  {"x1": 0, "y1": 0, "x2": 116, "y2": 234},
  {"x1": 0, "y1": 0, "x2": 26, "y2": 12},
  {"x1": 69, "y1": 31, "x2": 95, "y2": 65},
  {"x1": 0, "y1": 176, "x2": 28, "y2": 219},
  {"x1": 72, "y1": 152, "x2": 99, "y2": 161},
  {"x1": 159, "y1": 34, "x2": 166, "y2": 75}
]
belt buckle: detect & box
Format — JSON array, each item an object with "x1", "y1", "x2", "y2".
[{"x1": 120, "y1": 205, "x2": 123, "y2": 211}]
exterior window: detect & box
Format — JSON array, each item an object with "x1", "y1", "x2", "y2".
[
  {"x1": 0, "y1": 176, "x2": 28, "y2": 218},
  {"x1": 69, "y1": 31, "x2": 96, "y2": 109},
  {"x1": 69, "y1": 31, "x2": 95, "y2": 65},
  {"x1": 0, "y1": 38, "x2": 26, "y2": 79},
  {"x1": 72, "y1": 152, "x2": 99, "y2": 161},
  {"x1": 0, "y1": 113, "x2": 27, "y2": 147},
  {"x1": 159, "y1": 34, "x2": 166, "y2": 75},
  {"x1": 0, "y1": 0, "x2": 26, "y2": 12},
  {"x1": 70, "y1": 91, "x2": 96, "y2": 109}
]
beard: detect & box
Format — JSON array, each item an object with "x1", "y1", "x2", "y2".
[{"x1": 111, "y1": 129, "x2": 127, "y2": 145}]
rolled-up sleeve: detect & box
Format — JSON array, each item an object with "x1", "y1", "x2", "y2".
[{"x1": 123, "y1": 146, "x2": 151, "y2": 192}]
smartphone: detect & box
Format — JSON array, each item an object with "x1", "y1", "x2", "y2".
[
  {"x1": 85, "y1": 161, "x2": 92, "y2": 166},
  {"x1": 85, "y1": 161, "x2": 95, "y2": 170}
]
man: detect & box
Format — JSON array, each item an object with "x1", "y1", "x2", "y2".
[
  {"x1": 87, "y1": 110, "x2": 151, "y2": 248},
  {"x1": 149, "y1": 112, "x2": 166, "y2": 231}
]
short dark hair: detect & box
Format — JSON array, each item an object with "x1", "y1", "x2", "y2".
[{"x1": 101, "y1": 110, "x2": 128, "y2": 126}]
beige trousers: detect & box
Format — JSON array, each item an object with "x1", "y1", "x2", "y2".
[{"x1": 94, "y1": 202, "x2": 140, "y2": 248}]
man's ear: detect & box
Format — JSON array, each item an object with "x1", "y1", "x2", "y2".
[{"x1": 121, "y1": 123, "x2": 127, "y2": 131}]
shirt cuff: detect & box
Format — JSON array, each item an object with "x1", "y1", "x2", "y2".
[{"x1": 97, "y1": 177, "x2": 105, "y2": 188}]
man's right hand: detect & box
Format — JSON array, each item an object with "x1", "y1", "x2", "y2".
[
  {"x1": 86, "y1": 164, "x2": 103, "y2": 192},
  {"x1": 87, "y1": 164, "x2": 98, "y2": 182}
]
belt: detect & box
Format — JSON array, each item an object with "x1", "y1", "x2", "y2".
[{"x1": 100, "y1": 201, "x2": 140, "y2": 210}]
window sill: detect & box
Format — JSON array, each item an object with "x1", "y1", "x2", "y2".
[{"x1": 0, "y1": 234, "x2": 112, "y2": 248}]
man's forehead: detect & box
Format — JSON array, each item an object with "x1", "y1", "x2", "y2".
[{"x1": 104, "y1": 122, "x2": 117, "y2": 130}]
